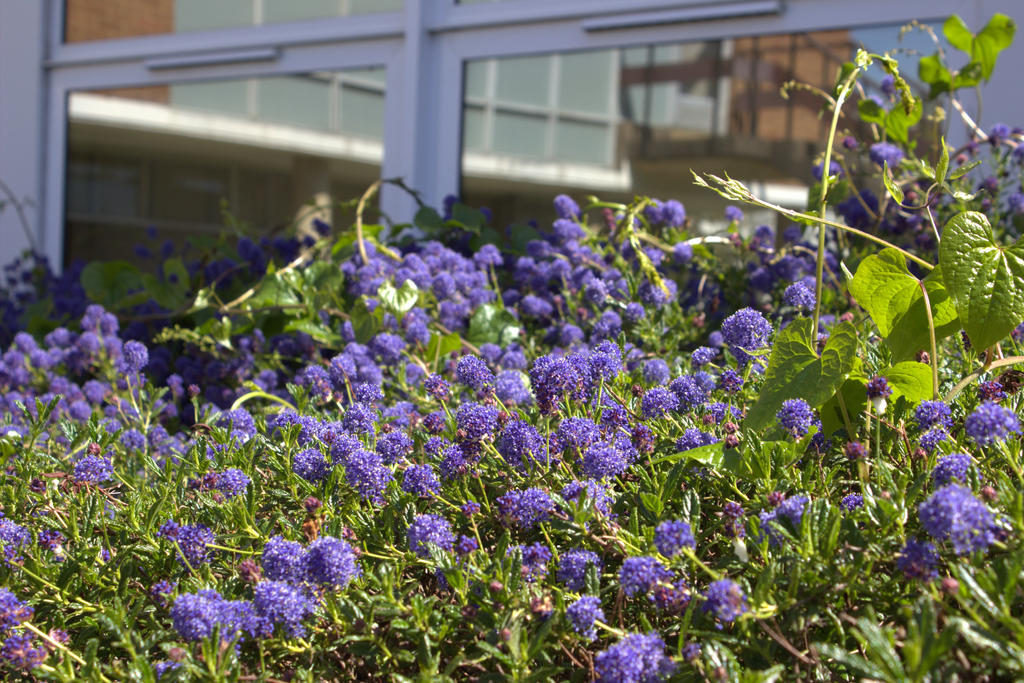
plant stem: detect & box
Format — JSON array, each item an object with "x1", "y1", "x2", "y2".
[
  {"x1": 944, "y1": 355, "x2": 1024, "y2": 401},
  {"x1": 693, "y1": 172, "x2": 934, "y2": 271},
  {"x1": 918, "y1": 281, "x2": 940, "y2": 398},
  {"x1": 813, "y1": 67, "x2": 859, "y2": 340}
]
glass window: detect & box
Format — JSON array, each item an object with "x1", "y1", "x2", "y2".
[
  {"x1": 63, "y1": 0, "x2": 405, "y2": 43},
  {"x1": 460, "y1": 25, "x2": 930, "y2": 231},
  {"x1": 64, "y1": 69, "x2": 385, "y2": 264}
]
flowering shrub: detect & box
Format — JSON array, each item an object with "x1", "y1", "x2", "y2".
[{"x1": 0, "y1": 12, "x2": 1024, "y2": 682}]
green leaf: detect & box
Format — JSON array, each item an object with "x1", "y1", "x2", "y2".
[
  {"x1": 819, "y1": 360, "x2": 867, "y2": 437},
  {"x1": 378, "y1": 280, "x2": 419, "y2": 316},
  {"x1": 849, "y1": 249, "x2": 958, "y2": 360},
  {"x1": 248, "y1": 272, "x2": 300, "y2": 309},
  {"x1": 426, "y1": 331, "x2": 462, "y2": 360},
  {"x1": 743, "y1": 318, "x2": 858, "y2": 431},
  {"x1": 943, "y1": 15, "x2": 973, "y2": 52},
  {"x1": 414, "y1": 206, "x2": 443, "y2": 232},
  {"x1": 141, "y1": 273, "x2": 187, "y2": 311},
  {"x1": 973, "y1": 14, "x2": 1016, "y2": 81},
  {"x1": 877, "y1": 361, "x2": 932, "y2": 403},
  {"x1": 948, "y1": 159, "x2": 982, "y2": 180},
  {"x1": 918, "y1": 54, "x2": 952, "y2": 98},
  {"x1": 940, "y1": 211, "x2": 1024, "y2": 350},
  {"x1": 881, "y1": 163, "x2": 904, "y2": 203},
  {"x1": 934, "y1": 137, "x2": 949, "y2": 186},
  {"x1": 466, "y1": 304, "x2": 520, "y2": 346},
  {"x1": 80, "y1": 261, "x2": 144, "y2": 309},
  {"x1": 639, "y1": 492, "x2": 663, "y2": 517},
  {"x1": 857, "y1": 96, "x2": 922, "y2": 145}
]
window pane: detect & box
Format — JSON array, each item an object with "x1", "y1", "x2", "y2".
[
  {"x1": 64, "y1": 0, "x2": 404, "y2": 42},
  {"x1": 339, "y1": 86, "x2": 385, "y2": 139},
  {"x1": 491, "y1": 111, "x2": 547, "y2": 157},
  {"x1": 65, "y1": 69, "x2": 385, "y2": 264},
  {"x1": 495, "y1": 56, "x2": 551, "y2": 108},
  {"x1": 257, "y1": 76, "x2": 332, "y2": 131},
  {"x1": 553, "y1": 120, "x2": 610, "y2": 165},
  {"x1": 171, "y1": 81, "x2": 249, "y2": 118},
  {"x1": 558, "y1": 52, "x2": 614, "y2": 115},
  {"x1": 463, "y1": 106, "x2": 487, "y2": 152}
]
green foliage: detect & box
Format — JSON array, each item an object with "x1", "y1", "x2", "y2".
[
  {"x1": 744, "y1": 318, "x2": 858, "y2": 430},
  {"x1": 940, "y1": 211, "x2": 1024, "y2": 350},
  {"x1": 849, "y1": 249, "x2": 959, "y2": 360}
]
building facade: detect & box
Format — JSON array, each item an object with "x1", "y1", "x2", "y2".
[{"x1": 1, "y1": 0, "x2": 1022, "y2": 268}]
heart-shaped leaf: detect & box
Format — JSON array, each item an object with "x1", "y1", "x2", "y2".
[
  {"x1": 849, "y1": 248, "x2": 958, "y2": 360},
  {"x1": 744, "y1": 318, "x2": 858, "y2": 430},
  {"x1": 939, "y1": 211, "x2": 1024, "y2": 351},
  {"x1": 877, "y1": 361, "x2": 933, "y2": 403}
]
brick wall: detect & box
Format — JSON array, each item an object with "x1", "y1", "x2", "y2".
[{"x1": 64, "y1": 0, "x2": 173, "y2": 43}]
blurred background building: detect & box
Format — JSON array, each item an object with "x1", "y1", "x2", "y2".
[{"x1": 1, "y1": 0, "x2": 1022, "y2": 268}]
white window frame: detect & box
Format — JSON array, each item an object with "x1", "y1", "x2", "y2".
[{"x1": 1, "y1": 0, "x2": 1021, "y2": 269}]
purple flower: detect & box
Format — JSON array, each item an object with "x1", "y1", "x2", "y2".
[
  {"x1": 293, "y1": 448, "x2": 331, "y2": 483},
  {"x1": 595, "y1": 632, "x2": 676, "y2": 683},
  {"x1": 343, "y1": 449, "x2": 393, "y2": 502},
  {"x1": 776, "y1": 399, "x2": 813, "y2": 438},
  {"x1": 840, "y1": 494, "x2": 863, "y2": 511},
  {"x1": 640, "y1": 387, "x2": 679, "y2": 419},
  {"x1": 919, "y1": 428, "x2": 949, "y2": 454},
  {"x1": 654, "y1": 520, "x2": 695, "y2": 557},
  {"x1": 914, "y1": 401, "x2": 952, "y2": 430},
  {"x1": 720, "y1": 308, "x2": 772, "y2": 367},
  {"x1": 377, "y1": 430, "x2": 413, "y2": 464},
  {"x1": 964, "y1": 402, "x2": 1020, "y2": 446},
  {"x1": 169, "y1": 590, "x2": 259, "y2": 642},
  {"x1": 566, "y1": 596, "x2": 604, "y2": 641},
  {"x1": 262, "y1": 536, "x2": 307, "y2": 583},
  {"x1": 783, "y1": 282, "x2": 815, "y2": 310},
  {"x1": 691, "y1": 346, "x2": 717, "y2": 368},
  {"x1": 401, "y1": 464, "x2": 441, "y2": 498},
  {"x1": 0, "y1": 590, "x2": 32, "y2": 632},
  {"x1": 496, "y1": 420, "x2": 545, "y2": 470},
  {"x1": 73, "y1": 455, "x2": 113, "y2": 484},
  {"x1": 424, "y1": 375, "x2": 450, "y2": 401},
  {"x1": 217, "y1": 468, "x2": 249, "y2": 499},
  {"x1": 455, "y1": 355, "x2": 495, "y2": 391},
  {"x1": 252, "y1": 580, "x2": 315, "y2": 637},
  {"x1": 455, "y1": 402, "x2": 499, "y2": 442},
  {"x1": 619, "y1": 556, "x2": 672, "y2": 597},
  {"x1": 495, "y1": 488, "x2": 554, "y2": 529},
  {"x1": 553, "y1": 418, "x2": 599, "y2": 455},
  {"x1": 582, "y1": 439, "x2": 632, "y2": 480},
  {"x1": 561, "y1": 480, "x2": 614, "y2": 517},
  {"x1": 675, "y1": 429, "x2": 718, "y2": 452},
  {"x1": 1, "y1": 632, "x2": 46, "y2": 670},
  {"x1": 553, "y1": 194, "x2": 581, "y2": 220},
  {"x1": 918, "y1": 484, "x2": 996, "y2": 554},
  {"x1": 509, "y1": 542, "x2": 552, "y2": 581},
  {"x1": 869, "y1": 142, "x2": 904, "y2": 168},
  {"x1": 121, "y1": 340, "x2": 149, "y2": 373},
  {"x1": 558, "y1": 549, "x2": 602, "y2": 591},
  {"x1": 701, "y1": 579, "x2": 748, "y2": 625},
  {"x1": 725, "y1": 206, "x2": 744, "y2": 223},
  {"x1": 304, "y1": 536, "x2": 361, "y2": 588},
  {"x1": 896, "y1": 538, "x2": 938, "y2": 580},
  {"x1": 407, "y1": 514, "x2": 455, "y2": 558},
  {"x1": 932, "y1": 453, "x2": 972, "y2": 486},
  {"x1": 642, "y1": 359, "x2": 671, "y2": 385}
]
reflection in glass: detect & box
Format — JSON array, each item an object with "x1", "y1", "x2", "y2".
[
  {"x1": 65, "y1": 70, "x2": 385, "y2": 264},
  {"x1": 460, "y1": 25, "x2": 930, "y2": 230}
]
